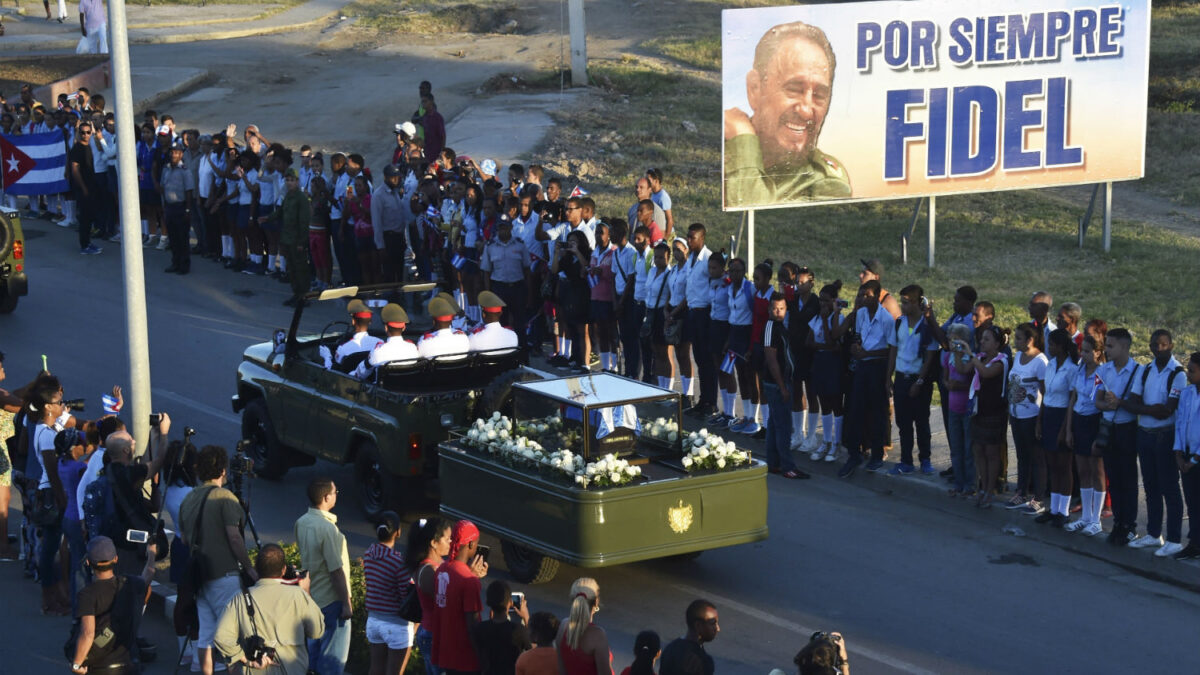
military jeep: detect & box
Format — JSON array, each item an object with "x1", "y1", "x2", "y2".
[
  {"x1": 231, "y1": 283, "x2": 529, "y2": 519},
  {"x1": 0, "y1": 207, "x2": 28, "y2": 314}
]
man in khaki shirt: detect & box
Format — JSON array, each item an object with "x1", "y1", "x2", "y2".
[
  {"x1": 214, "y1": 544, "x2": 324, "y2": 674},
  {"x1": 294, "y1": 478, "x2": 352, "y2": 675}
]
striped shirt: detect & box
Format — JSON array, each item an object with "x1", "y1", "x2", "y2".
[{"x1": 362, "y1": 542, "x2": 412, "y2": 615}]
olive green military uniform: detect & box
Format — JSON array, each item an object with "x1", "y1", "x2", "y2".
[
  {"x1": 723, "y1": 133, "x2": 852, "y2": 208},
  {"x1": 265, "y1": 187, "x2": 312, "y2": 301}
]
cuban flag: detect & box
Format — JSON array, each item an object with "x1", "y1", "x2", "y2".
[
  {"x1": 451, "y1": 252, "x2": 466, "y2": 269},
  {"x1": 425, "y1": 205, "x2": 441, "y2": 220},
  {"x1": 1, "y1": 132, "x2": 69, "y2": 196},
  {"x1": 101, "y1": 393, "x2": 122, "y2": 415},
  {"x1": 569, "y1": 185, "x2": 588, "y2": 198},
  {"x1": 720, "y1": 350, "x2": 738, "y2": 374}
]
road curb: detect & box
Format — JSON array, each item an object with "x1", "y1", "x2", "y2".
[{"x1": 134, "y1": 69, "x2": 215, "y2": 112}]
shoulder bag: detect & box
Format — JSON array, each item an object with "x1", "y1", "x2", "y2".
[
  {"x1": 398, "y1": 562, "x2": 431, "y2": 623},
  {"x1": 1094, "y1": 367, "x2": 1137, "y2": 451}
]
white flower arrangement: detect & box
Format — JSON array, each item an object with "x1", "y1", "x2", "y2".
[
  {"x1": 462, "y1": 413, "x2": 641, "y2": 488},
  {"x1": 681, "y1": 429, "x2": 750, "y2": 472},
  {"x1": 645, "y1": 417, "x2": 680, "y2": 443}
]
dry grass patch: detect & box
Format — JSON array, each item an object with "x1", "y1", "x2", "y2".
[{"x1": 343, "y1": 0, "x2": 519, "y2": 33}]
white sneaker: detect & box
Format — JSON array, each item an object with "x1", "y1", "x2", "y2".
[
  {"x1": 809, "y1": 444, "x2": 825, "y2": 461},
  {"x1": 156, "y1": 237, "x2": 170, "y2": 250},
  {"x1": 1129, "y1": 534, "x2": 1164, "y2": 549},
  {"x1": 1063, "y1": 519, "x2": 1088, "y2": 532},
  {"x1": 801, "y1": 433, "x2": 823, "y2": 453},
  {"x1": 145, "y1": 234, "x2": 159, "y2": 247},
  {"x1": 823, "y1": 442, "x2": 839, "y2": 462},
  {"x1": 108, "y1": 231, "x2": 122, "y2": 243},
  {"x1": 1156, "y1": 541, "x2": 1185, "y2": 558},
  {"x1": 1081, "y1": 522, "x2": 1104, "y2": 537},
  {"x1": 790, "y1": 433, "x2": 805, "y2": 450}
]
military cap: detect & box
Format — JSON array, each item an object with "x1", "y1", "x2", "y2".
[
  {"x1": 347, "y1": 299, "x2": 372, "y2": 318},
  {"x1": 428, "y1": 297, "x2": 455, "y2": 321},
  {"x1": 477, "y1": 290, "x2": 505, "y2": 311},
  {"x1": 381, "y1": 303, "x2": 409, "y2": 327},
  {"x1": 437, "y1": 292, "x2": 461, "y2": 314}
]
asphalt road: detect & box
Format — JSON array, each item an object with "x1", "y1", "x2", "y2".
[{"x1": 4, "y1": 210, "x2": 1200, "y2": 675}]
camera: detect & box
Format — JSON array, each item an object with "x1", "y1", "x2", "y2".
[
  {"x1": 241, "y1": 635, "x2": 276, "y2": 664},
  {"x1": 920, "y1": 296, "x2": 930, "y2": 311},
  {"x1": 230, "y1": 441, "x2": 256, "y2": 479},
  {"x1": 62, "y1": 398, "x2": 86, "y2": 412},
  {"x1": 149, "y1": 413, "x2": 163, "y2": 426},
  {"x1": 281, "y1": 564, "x2": 308, "y2": 585}
]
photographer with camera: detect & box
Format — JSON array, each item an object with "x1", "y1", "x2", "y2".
[
  {"x1": 213, "y1": 543, "x2": 325, "y2": 674},
  {"x1": 782, "y1": 631, "x2": 850, "y2": 675},
  {"x1": 179, "y1": 445, "x2": 259, "y2": 675},
  {"x1": 68, "y1": 536, "x2": 159, "y2": 675}
]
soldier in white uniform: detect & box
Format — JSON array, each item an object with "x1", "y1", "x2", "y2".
[
  {"x1": 468, "y1": 290, "x2": 519, "y2": 353},
  {"x1": 417, "y1": 296, "x2": 470, "y2": 359},
  {"x1": 354, "y1": 303, "x2": 419, "y2": 379},
  {"x1": 438, "y1": 291, "x2": 476, "y2": 333},
  {"x1": 321, "y1": 299, "x2": 383, "y2": 369}
]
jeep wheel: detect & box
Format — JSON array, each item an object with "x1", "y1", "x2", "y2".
[
  {"x1": 476, "y1": 369, "x2": 541, "y2": 419},
  {"x1": 241, "y1": 399, "x2": 288, "y2": 480},
  {"x1": 0, "y1": 212, "x2": 13, "y2": 260},
  {"x1": 354, "y1": 440, "x2": 402, "y2": 521},
  {"x1": 0, "y1": 289, "x2": 15, "y2": 314},
  {"x1": 501, "y1": 540, "x2": 560, "y2": 584}
]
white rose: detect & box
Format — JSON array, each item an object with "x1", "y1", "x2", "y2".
[
  {"x1": 682, "y1": 455, "x2": 694, "y2": 468},
  {"x1": 717, "y1": 458, "x2": 726, "y2": 469},
  {"x1": 698, "y1": 448, "x2": 709, "y2": 458},
  {"x1": 586, "y1": 465, "x2": 597, "y2": 476},
  {"x1": 610, "y1": 471, "x2": 622, "y2": 483},
  {"x1": 668, "y1": 431, "x2": 678, "y2": 442},
  {"x1": 699, "y1": 428, "x2": 709, "y2": 437},
  {"x1": 575, "y1": 475, "x2": 588, "y2": 487},
  {"x1": 486, "y1": 430, "x2": 496, "y2": 440}
]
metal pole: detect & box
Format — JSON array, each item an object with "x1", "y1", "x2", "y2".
[
  {"x1": 567, "y1": 0, "x2": 587, "y2": 87},
  {"x1": 108, "y1": 0, "x2": 153, "y2": 453},
  {"x1": 1102, "y1": 181, "x2": 1112, "y2": 253},
  {"x1": 927, "y1": 195, "x2": 936, "y2": 268},
  {"x1": 747, "y1": 209, "x2": 755, "y2": 269}
]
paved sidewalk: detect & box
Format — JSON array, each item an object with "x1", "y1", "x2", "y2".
[{"x1": 0, "y1": 0, "x2": 346, "y2": 51}]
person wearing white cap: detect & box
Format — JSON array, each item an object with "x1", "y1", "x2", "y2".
[{"x1": 392, "y1": 121, "x2": 417, "y2": 166}]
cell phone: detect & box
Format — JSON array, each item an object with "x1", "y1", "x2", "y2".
[
  {"x1": 510, "y1": 592, "x2": 524, "y2": 610},
  {"x1": 835, "y1": 299, "x2": 848, "y2": 309},
  {"x1": 126, "y1": 529, "x2": 150, "y2": 544},
  {"x1": 476, "y1": 544, "x2": 491, "y2": 563}
]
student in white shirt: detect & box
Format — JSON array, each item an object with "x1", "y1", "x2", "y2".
[
  {"x1": 831, "y1": 280, "x2": 893, "y2": 476},
  {"x1": 1064, "y1": 334, "x2": 1107, "y2": 535},
  {"x1": 643, "y1": 242, "x2": 675, "y2": 391},
  {"x1": 1006, "y1": 323, "x2": 1049, "y2": 513},
  {"x1": 1171, "y1": 352, "x2": 1200, "y2": 560},
  {"x1": 665, "y1": 238, "x2": 693, "y2": 403},
  {"x1": 1035, "y1": 329, "x2": 1078, "y2": 526},
  {"x1": 1125, "y1": 329, "x2": 1187, "y2": 556},
  {"x1": 1093, "y1": 328, "x2": 1141, "y2": 545}
]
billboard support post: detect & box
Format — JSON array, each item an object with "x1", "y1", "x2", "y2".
[
  {"x1": 1103, "y1": 182, "x2": 1112, "y2": 253},
  {"x1": 928, "y1": 196, "x2": 936, "y2": 268},
  {"x1": 568, "y1": 0, "x2": 587, "y2": 86},
  {"x1": 747, "y1": 209, "x2": 755, "y2": 269}
]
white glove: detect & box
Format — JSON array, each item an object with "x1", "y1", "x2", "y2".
[{"x1": 319, "y1": 345, "x2": 333, "y2": 369}]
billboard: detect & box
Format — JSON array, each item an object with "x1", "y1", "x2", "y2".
[{"x1": 721, "y1": 0, "x2": 1151, "y2": 211}]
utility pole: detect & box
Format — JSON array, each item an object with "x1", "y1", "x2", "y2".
[
  {"x1": 107, "y1": 0, "x2": 153, "y2": 452},
  {"x1": 568, "y1": 0, "x2": 587, "y2": 86}
]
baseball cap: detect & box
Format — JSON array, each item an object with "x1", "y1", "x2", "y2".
[
  {"x1": 383, "y1": 164, "x2": 402, "y2": 178},
  {"x1": 480, "y1": 159, "x2": 497, "y2": 177},
  {"x1": 860, "y1": 258, "x2": 884, "y2": 276},
  {"x1": 54, "y1": 427, "x2": 84, "y2": 457},
  {"x1": 156, "y1": 124, "x2": 171, "y2": 135},
  {"x1": 395, "y1": 121, "x2": 417, "y2": 137},
  {"x1": 87, "y1": 536, "x2": 117, "y2": 564},
  {"x1": 449, "y1": 519, "x2": 480, "y2": 558}
]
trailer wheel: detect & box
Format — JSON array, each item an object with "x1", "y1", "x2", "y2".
[{"x1": 501, "y1": 540, "x2": 560, "y2": 584}]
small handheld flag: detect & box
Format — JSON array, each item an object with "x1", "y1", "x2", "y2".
[
  {"x1": 569, "y1": 185, "x2": 588, "y2": 198},
  {"x1": 720, "y1": 351, "x2": 738, "y2": 375}
]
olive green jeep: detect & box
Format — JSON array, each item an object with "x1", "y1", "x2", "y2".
[
  {"x1": 0, "y1": 207, "x2": 28, "y2": 313},
  {"x1": 231, "y1": 283, "x2": 529, "y2": 519}
]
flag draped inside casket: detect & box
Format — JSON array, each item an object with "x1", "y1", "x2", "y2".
[{"x1": 0, "y1": 132, "x2": 69, "y2": 196}]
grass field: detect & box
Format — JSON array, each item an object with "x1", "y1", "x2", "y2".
[{"x1": 531, "y1": 1, "x2": 1200, "y2": 359}]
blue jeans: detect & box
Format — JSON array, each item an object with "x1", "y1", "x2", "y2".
[
  {"x1": 762, "y1": 383, "x2": 796, "y2": 472},
  {"x1": 415, "y1": 625, "x2": 439, "y2": 675},
  {"x1": 947, "y1": 411, "x2": 975, "y2": 492},
  {"x1": 309, "y1": 601, "x2": 352, "y2": 675},
  {"x1": 1137, "y1": 426, "x2": 1182, "y2": 542},
  {"x1": 63, "y1": 517, "x2": 86, "y2": 614}
]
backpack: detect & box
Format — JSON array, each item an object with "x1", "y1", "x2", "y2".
[
  {"x1": 1140, "y1": 362, "x2": 1185, "y2": 404},
  {"x1": 63, "y1": 575, "x2": 148, "y2": 665},
  {"x1": 83, "y1": 471, "x2": 121, "y2": 545}
]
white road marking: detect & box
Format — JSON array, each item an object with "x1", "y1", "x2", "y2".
[
  {"x1": 671, "y1": 583, "x2": 939, "y2": 675},
  {"x1": 155, "y1": 389, "x2": 241, "y2": 426}
]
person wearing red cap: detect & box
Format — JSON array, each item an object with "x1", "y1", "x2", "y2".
[
  {"x1": 354, "y1": 304, "x2": 418, "y2": 379},
  {"x1": 418, "y1": 297, "x2": 470, "y2": 360},
  {"x1": 433, "y1": 519, "x2": 488, "y2": 673},
  {"x1": 322, "y1": 300, "x2": 383, "y2": 370},
  {"x1": 468, "y1": 291, "x2": 518, "y2": 353}
]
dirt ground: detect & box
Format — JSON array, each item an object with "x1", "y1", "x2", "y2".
[{"x1": 0, "y1": 55, "x2": 105, "y2": 99}]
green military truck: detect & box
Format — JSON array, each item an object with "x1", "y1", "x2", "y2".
[
  {"x1": 234, "y1": 284, "x2": 767, "y2": 583},
  {"x1": 0, "y1": 207, "x2": 28, "y2": 313}
]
